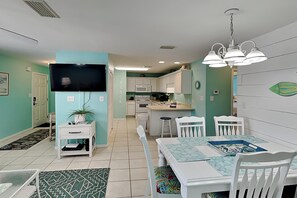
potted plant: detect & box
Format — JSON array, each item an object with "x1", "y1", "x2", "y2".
[{"x1": 69, "y1": 106, "x2": 95, "y2": 124}]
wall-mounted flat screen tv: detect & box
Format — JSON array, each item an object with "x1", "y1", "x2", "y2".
[{"x1": 49, "y1": 63, "x2": 106, "y2": 92}]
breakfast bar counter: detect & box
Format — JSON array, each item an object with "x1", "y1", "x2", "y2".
[
  {"x1": 147, "y1": 104, "x2": 194, "y2": 111},
  {"x1": 147, "y1": 104, "x2": 194, "y2": 136}
]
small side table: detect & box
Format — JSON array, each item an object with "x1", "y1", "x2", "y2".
[{"x1": 58, "y1": 121, "x2": 96, "y2": 159}]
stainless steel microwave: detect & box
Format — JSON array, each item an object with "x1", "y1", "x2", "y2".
[{"x1": 135, "y1": 85, "x2": 151, "y2": 92}]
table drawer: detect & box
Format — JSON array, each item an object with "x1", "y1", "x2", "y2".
[{"x1": 59, "y1": 127, "x2": 90, "y2": 137}]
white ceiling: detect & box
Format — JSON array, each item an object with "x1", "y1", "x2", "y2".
[{"x1": 1, "y1": 0, "x2": 297, "y2": 73}]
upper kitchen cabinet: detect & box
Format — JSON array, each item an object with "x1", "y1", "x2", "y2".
[
  {"x1": 158, "y1": 76, "x2": 167, "y2": 93},
  {"x1": 174, "y1": 70, "x2": 192, "y2": 94},
  {"x1": 157, "y1": 69, "x2": 192, "y2": 94},
  {"x1": 127, "y1": 77, "x2": 136, "y2": 92},
  {"x1": 135, "y1": 77, "x2": 150, "y2": 85},
  {"x1": 127, "y1": 77, "x2": 157, "y2": 92},
  {"x1": 150, "y1": 78, "x2": 157, "y2": 92}
]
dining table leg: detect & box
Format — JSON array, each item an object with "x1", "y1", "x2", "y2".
[
  {"x1": 181, "y1": 184, "x2": 205, "y2": 198},
  {"x1": 158, "y1": 147, "x2": 167, "y2": 166}
]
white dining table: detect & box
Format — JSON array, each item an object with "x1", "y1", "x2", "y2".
[{"x1": 156, "y1": 135, "x2": 297, "y2": 198}]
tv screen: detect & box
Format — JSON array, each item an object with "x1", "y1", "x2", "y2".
[{"x1": 49, "y1": 63, "x2": 106, "y2": 92}]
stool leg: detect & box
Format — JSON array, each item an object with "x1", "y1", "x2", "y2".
[
  {"x1": 169, "y1": 120, "x2": 172, "y2": 137},
  {"x1": 161, "y1": 120, "x2": 164, "y2": 138}
]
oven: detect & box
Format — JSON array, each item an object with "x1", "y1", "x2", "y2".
[{"x1": 135, "y1": 95, "x2": 151, "y2": 113}]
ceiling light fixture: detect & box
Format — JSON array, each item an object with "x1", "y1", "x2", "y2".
[
  {"x1": 202, "y1": 8, "x2": 267, "y2": 68},
  {"x1": 159, "y1": 61, "x2": 165, "y2": 64},
  {"x1": 115, "y1": 67, "x2": 149, "y2": 71},
  {"x1": 174, "y1": 62, "x2": 180, "y2": 64}
]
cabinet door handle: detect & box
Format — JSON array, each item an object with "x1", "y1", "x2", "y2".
[{"x1": 69, "y1": 131, "x2": 82, "y2": 134}]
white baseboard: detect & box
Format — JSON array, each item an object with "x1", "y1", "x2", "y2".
[
  {"x1": 0, "y1": 127, "x2": 36, "y2": 146},
  {"x1": 96, "y1": 144, "x2": 108, "y2": 148}
]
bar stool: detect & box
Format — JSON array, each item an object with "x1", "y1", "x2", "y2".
[{"x1": 160, "y1": 117, "x2": 172, "y2": 138}]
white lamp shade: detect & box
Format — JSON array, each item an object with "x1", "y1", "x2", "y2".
[
  {"x1": 209, "y1": 61, "x2": 227, "y2": 68},
  {"x1": 235, "y1": 60, "x2": 251, "y2": 66},
  {"x1": 224, "y1": 48, "x2": 245, "y2": 62},
  {"x1": 246, "y1": 48, "x2": 267, "y2": 63},
  {"x1": 202, "y1": 51, "x2": 223, "y2": 64}
]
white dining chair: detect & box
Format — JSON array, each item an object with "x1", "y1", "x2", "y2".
[
  {"x1": 214, "y1": 116, "x2": 244, "y2": 136},
  {"x1": 137, "y1": 125, "x2": 181, "y2": 198},
  {"x1": 207, "y1": 151, "x2": 297, "y2": 198},
  {"x1": 175, "y1": 116, "x2": 206, "y2": 137}
]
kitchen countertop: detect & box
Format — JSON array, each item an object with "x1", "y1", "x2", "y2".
[{"x1": 147, "y1": 104, "x2": 194, "y2": 111}]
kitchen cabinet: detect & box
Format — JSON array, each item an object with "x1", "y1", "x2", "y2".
[
  {"x1": 135, "y1": 77, "x2": 150, "y2": 85},
  {"x1": 174, "y1": 70, "x2": 192, "y2": 94},
  {"x1": 126, "y1": 101, "x2": 136, "y2": 116},
  {"x1": 157, "y1": 69, "x2": 192, "y2": 94},
  {"x1": 127, "y1": 77, "x2": 136, "y2": 92},
  {"x1": 150, "y1": 78, "x2": 157, "y2": 92},
  {"x1": 127, "y1": 77, "x2": 157, "y2": 92},
  {"x1": 159, "y1": 76, "x2": 167, "y2": 93}
]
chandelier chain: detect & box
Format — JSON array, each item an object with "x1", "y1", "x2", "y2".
[{"x1": 230, "y1": 14, "x2": 234, "y2": 41}]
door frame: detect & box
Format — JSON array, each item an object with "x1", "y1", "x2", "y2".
[
  {"x1": 32, "y1": 72, "x2": 49, "y2": 127},
  {"x1": 108, "y1": 68, "x2": 114, "y2": 134}
]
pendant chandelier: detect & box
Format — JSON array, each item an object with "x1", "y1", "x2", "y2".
[{"x1": 202, "y1": 8, "x2": 267, "y2": 68}]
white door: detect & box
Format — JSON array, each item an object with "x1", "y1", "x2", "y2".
[{"x1": 32, "y1": 72, "x2": 48, "y2": 127}]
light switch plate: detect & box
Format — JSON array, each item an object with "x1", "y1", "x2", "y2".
[
  {"x1": 99, "y1": 96, "x2": 104, "y2": 102},
  {"x1": 210, "y1": 96, "x2": 215, "y2": 102},
  {"x1": 67, "y1": 96, "x2": 75, "y2": 102}
]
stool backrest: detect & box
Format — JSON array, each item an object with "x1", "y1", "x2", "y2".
[
  {"x1": 214, "y1": 116, "x2": 244, "y2": 136},
  {"x1": 175, "y1": 116, "x2": 206, "y2": 137},
  {"x1": 230, "y1": 151, "x2": 297, "y2": 198}
]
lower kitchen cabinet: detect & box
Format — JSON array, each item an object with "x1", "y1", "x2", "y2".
[{"x1": 126, "y1": 101, "x2": 136, "y2": 116}]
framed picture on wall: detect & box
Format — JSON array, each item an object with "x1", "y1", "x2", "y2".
[{"x1": 0, "y1": 72, "x2": 9, "y2": 96}]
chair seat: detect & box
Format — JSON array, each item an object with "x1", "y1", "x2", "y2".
[
  {"x1": 154, "y1": 166, "x2": 180, "y2": 194},
  {"x1": 160, "y1": 117, "x2": 171, "y2": 120},
  {"x1": 207, "y1": 191, "x2": 229, "y2": 198}
]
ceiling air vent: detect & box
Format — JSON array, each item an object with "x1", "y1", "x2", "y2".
[
  {"x1": 23, "y1": 0, "x2": 60, "y2": 18},
  {"x1": 160, "y1": 45, "x2": 175, "y2": 49}
]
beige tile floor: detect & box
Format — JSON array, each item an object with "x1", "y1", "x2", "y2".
[{"x1": 0, "y1": 117, "x2": 157, "y2": 198}]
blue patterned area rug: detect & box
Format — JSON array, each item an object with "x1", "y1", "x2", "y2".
[
  {"x1": 0, "y1": 129, "x2": 53, "y2": 150},
  {"x1": 31, "y1": 168, "x2": 110, "y2": 198}
]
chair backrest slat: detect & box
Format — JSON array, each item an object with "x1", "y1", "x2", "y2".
[
  {"x1": 214, "y1": 116, "x2": 245, "y2": 136},
  {"x1": 175, "y1": 116, "x2": 206, "y2": 138},
  {"x1": 229, "y1": 151, "x2": 297, "y2": 198}
]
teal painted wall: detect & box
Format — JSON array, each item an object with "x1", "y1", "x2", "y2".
[
  {"x1": 191, "y1": 59, "x2": 206, "y2": 117},
  {"x1": 190, "y1": 59, "x2": 231, "y2": 135},
  {"x1": 205, "y1": 66, "x2": 231, "y2": 135},
  {"x1": 55, "y1": 51, "x2": 109, "y2": 145},
  {"x1": 127, "y1": 72, "x2": 163, "y2": 77},
  {"x1": 113, "y1": 70, "x2": 127, "y2": 118},
  {"x1": 0, "y1": 53, "x2": 52, "y2": 139}
]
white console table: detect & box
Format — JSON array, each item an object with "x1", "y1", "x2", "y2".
[{"x1": 58, "y1": 121, "x2": 96, "y2": 159}]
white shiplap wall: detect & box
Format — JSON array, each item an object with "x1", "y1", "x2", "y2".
[{"x1": 237, "y1": 21, "x2": 297, "y2": 147}]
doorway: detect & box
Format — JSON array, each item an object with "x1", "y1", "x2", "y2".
[{"x1": 32, "y1": 72, "x2": 48, "y2": 127}]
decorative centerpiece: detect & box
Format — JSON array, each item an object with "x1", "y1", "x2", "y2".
[{"x1": 69, "y1": 106, "x2": 94, "y2": 124}]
